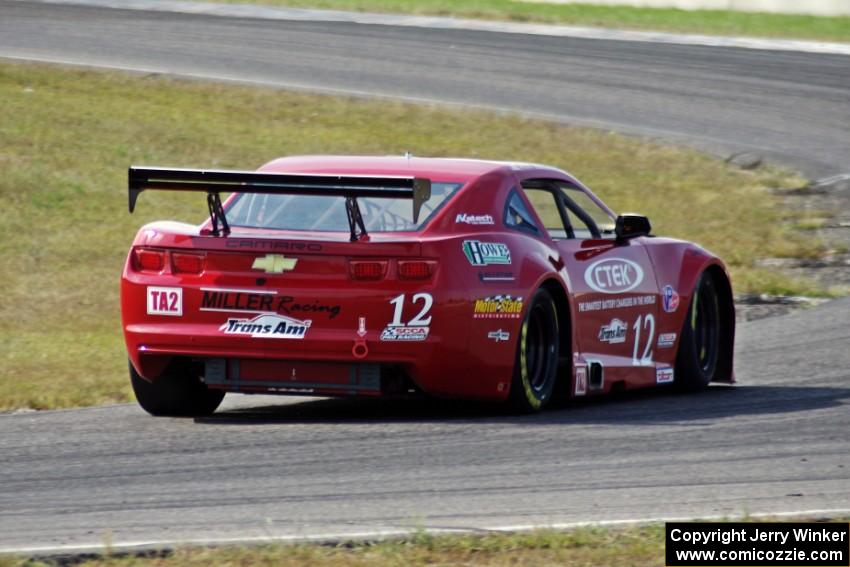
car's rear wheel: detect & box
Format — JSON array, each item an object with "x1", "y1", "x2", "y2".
[
  {"x1": 509, "y1": 287, "x2": 559, "y2": 412},
  {"x1": 130, "y1": 360, "x2": 225, "y2": 417},
  {"x1": 675, "y1": 272, "x2": 721, "y2": 391}
]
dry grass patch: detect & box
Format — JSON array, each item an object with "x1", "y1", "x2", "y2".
[{"x1": 4, "y1": 527, "x2": 666, "y2": 567}]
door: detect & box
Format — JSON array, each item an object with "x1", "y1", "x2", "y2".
[{"x1": 521, "y1": 180, "x2": 660, "y2": 390}]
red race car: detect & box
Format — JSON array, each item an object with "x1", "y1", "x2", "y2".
[{"x1": 122, "y1": 156, "x2": 735, "y2": 415}]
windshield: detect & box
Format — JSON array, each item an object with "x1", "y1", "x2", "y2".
[{"x1": 225, "y1": 182, "x2": 462, "y2": 232}]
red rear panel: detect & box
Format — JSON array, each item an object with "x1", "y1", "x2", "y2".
[{"x1": 122, "y1": 227, "x2": 473, "y2": 396}]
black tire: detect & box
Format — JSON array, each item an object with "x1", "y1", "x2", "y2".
[
  {"x1": 675, "y1": 272, "x2": 722, "y2": 391},
  {"x1": 130, "y1": 360, "x2": 225, "y2": 417},
  {"x1": 508, "y1": 287, "x2": 559, "y2": 413}
]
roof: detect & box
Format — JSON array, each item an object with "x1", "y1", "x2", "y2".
[{"x1": 258, "y1": 155, "x2": 567, "y2": 183}]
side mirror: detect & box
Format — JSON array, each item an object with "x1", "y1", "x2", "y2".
[{"x1": 615, "y1": 214, "x2": 652, "y2": 242}]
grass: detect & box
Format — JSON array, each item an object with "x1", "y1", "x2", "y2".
[
  {"x1": 792, "y1": 217, "x2": 829, "y2": 231},
  {"x1": 6, "y1": 519, "x2": 850, "y2": 566},
  {"x1": 0, "y1": 61, "x2": 826, "y2": 411},
  {"x1": 207, "y1": 0, "x2": 850, "y2": 42},
  {"x1": 3, "y1": 526, "x2": 667, "y2": 566}
]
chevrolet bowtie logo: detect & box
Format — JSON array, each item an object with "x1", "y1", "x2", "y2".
[{"x1": 251, "y1": 254, "x2": 297, "y2": 274}]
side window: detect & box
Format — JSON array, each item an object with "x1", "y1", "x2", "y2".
[
  {"x1": 559, "y1": 184, "x2": 617, "y2": 239},
  {"x1": 520, "y1": 179, "x2": 617, "y2": 240},
  {"x1": 522, "y1": 188, "x2": 571, "y2": 240},
  {"x1": 504, "y1": 190, "x2": 540, "y2": 235}
]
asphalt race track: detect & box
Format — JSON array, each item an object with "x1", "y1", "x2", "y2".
[
  {"x1": 1, "y1": 0, "x2": 849, "y2": 553},
  {"x1": 2, "y1": 300, "x2": 850, "y2": 552}
]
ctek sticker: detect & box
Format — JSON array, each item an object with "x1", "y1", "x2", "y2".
[
  {"x1": 146, "y1": 286, "x2": 183, "y2": 316},
  {"x1": 656, "y1": 366, "x2": 674, "y2": 384},
  {"x1": 462, "y1": 240, "x2": 511, "y2": 266},
  {"x1": 220, "y1": 313, "x2": 311, "y2": 339},
  {"x1": 583, "y1": 258, "x2": 644, "y2": 294},
  {"x1": 574, "y1": 366, "x2": 588, "y2": 396},
  {"x1": 662, "y1": 285, "x2": 680, "y2": 313},
  {"x1": 487, "y1": 329, "x2": 510, "y2": 342},
  {"x1": 598, "y1": 318, "x2": 627, "y2": 344},
  {"x1": 658, "y1": 332, "x2": 677, "y2": 348},
  {"x1": 380, "y1": 326, "x2": 429, "y2": 342},
  {"x1": 456, "y1": 213, "x2": 495, "y2": 225},
  {"x1": 474, "y1": 295, "x2": 523, "y2": 319}
]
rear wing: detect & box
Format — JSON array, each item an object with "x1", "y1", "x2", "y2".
[{"x1": 128, "y1": 166, "x2": 432, "y2": 240}]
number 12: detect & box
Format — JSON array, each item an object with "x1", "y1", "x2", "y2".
[
  {"x1": 388, "y1": 293, "x2": 433, "y2": 327},
  {"x1": 632, "y1": 313, "x2": 654, "y2": 366}
]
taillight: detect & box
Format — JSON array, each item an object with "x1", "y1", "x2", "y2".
[
  {"x1": 172, "y1": 252, "x2": 205, "y2": 274},
  {"x1": 132, "y1": 248, "x2": 165, "y2": 272},
  {"x1": 349, "y1": 260, "x2": 387, "y2": 281},
  {"x1": 398, "y1": 260, "x2": 436, "y2": 280}
]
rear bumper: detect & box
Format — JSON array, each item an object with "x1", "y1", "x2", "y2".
[
  {"x1": 126, "y1": 323, "x2": 430, "y2": 395},
  {"x1": 124, "y1": 318, "x2": 512, "y2": 401}
]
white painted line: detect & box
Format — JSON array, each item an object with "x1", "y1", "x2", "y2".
[
  {"x1": 3, "y1": 508, "x2": 850, "y2": 556},
  {"x1": 485, "y1": 508, "x2": 850, "y2": 532},
  {"x1": 10, "y1": 0, "x2": 850, "y2": 56}
]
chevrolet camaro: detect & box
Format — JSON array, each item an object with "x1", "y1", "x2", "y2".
[{"x1": 122, "y1": 156, "x2": 734, "y2": 415}]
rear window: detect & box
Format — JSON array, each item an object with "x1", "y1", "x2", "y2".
[{"x1": 226, "y1": 182, "x2": 462, "y2": 232}]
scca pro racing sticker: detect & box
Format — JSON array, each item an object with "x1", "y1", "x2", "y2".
[
  {"x1": 584, "y1": 258, "x2": 644, "y2": 293},
  {"x1": 220, "y1": 313, "x2": 311, "y2": 339},
  {"x1": 147, "y1": 286, "x2": 182, "y2": 316},
  {"x1": 462, "y1": 240, "x2": 511, "y2": 266},
  {"x1": 380, "y1": 326, "x2": 429, "y2": 341},
  {"x1": 473, "y1": 295, "x2": 523, "y2": 319}
]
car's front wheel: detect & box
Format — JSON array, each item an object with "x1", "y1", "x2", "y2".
[
  {"x1": 509, "y1": 287, "x2": 560, "y2": 413},
  {"x1": 130, "y1": 360, "x2": 225, "y2": 416}
]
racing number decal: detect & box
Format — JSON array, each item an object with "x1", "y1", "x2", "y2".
[
  {"x1": 381, "y1": 293, "x2": 433, "y2": 342},
  {"x1": 631, "y1": 313, "x2": 655, "y2": 366},
  {"x1": 408, "y1": 294, "x2": 434, "y2": 326},
  {"x1": 388, "y1": 293, "x2": 433, "y2": 327}
]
